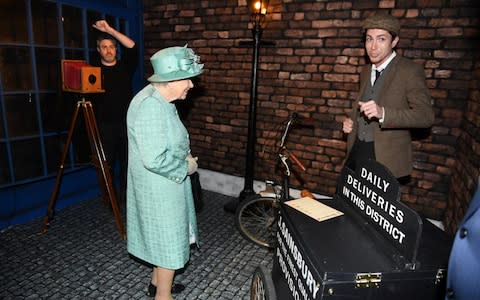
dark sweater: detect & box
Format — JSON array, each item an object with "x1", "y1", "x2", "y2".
[{"x1": 91, "y1": 45, "x2": 138, "y2": 125}]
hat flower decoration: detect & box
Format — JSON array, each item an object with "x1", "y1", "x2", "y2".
[{"x1": 179, "y1": 47, "x2": 203, "y2": 74}]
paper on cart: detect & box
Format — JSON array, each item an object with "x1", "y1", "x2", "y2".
[{"x1": 285, "y1": 197, "x2": 344, "y2": 222}]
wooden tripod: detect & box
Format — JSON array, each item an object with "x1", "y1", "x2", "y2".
[{"x1": 39, "y1": 97, "x2": 126, "y2": 239}]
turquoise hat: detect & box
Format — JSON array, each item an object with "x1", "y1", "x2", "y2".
[{"x1": 148, "y1": 45, "x2": 204, "y2": 83}]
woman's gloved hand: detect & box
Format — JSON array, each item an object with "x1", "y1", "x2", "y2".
[{"x1": 186, "y1": 154, "x2": 198, "y2": 175}]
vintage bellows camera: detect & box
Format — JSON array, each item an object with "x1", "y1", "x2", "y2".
[{"x1": 61, "y1": 60, "x2": 104, "y2": 93}]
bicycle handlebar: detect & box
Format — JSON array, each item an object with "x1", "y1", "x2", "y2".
[
  {"x1": 280, "y1": 114, "x2": 295, "y2": 148},
  {"x1": 277, "y1": 112, "x2": 308, "y2": 174},
  {"x1": 288, "y1": 151, "x2": 306, "y2": 172}
]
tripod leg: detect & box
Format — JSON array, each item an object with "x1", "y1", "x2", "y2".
[
  {"x1": 83, "y1": 101, "x2": 126, "y2": 239},
  {"x1": 39, "y1": 101, "x2": 82, "y2": 235},
  {"x1": 83, "y1": 104, "x2": 109, "y2": 204},
  {"x1": 85, "y1": 106, "x2": 109, "y2": 205}
]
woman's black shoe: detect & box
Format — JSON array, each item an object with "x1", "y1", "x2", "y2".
[
  {"x1": 171, "y1": 283, "x2": 186, "y2": 293},
  {"x1": 147, "y1": 282, "x2": 186, "y2": 296},
  {"x1": 147, "y1": 283, "x2": 156, "y2": 297}
]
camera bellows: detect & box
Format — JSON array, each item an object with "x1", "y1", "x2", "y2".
[{"x1": 61, "y1": 60, "x2": 104, "y2": 93}]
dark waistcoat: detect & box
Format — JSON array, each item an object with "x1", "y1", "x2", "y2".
[{"x1": 357, "y1": 68, "x2": 388, "y2": 142}]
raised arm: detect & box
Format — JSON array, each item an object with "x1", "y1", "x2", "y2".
[{"x1": 92, "y1": 20, "x2": 135, "y2": 49}]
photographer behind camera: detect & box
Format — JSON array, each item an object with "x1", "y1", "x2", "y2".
[{"x1": 90, "y1": 20, "x2": 138, "y2": 203}]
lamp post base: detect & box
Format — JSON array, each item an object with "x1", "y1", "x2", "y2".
[{"x1": 223, "y1": 188, "x2": 257, "y2": 213}]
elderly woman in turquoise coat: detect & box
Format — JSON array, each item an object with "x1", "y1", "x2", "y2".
[{"x1": 126, "y1": 45, "x2": 203, "y2": 300}]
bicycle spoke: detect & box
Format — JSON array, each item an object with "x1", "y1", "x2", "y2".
[{"x1": 236, "y1": 197, "x2": 278, "y2": 248}]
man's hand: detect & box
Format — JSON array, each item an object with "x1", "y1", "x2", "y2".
[
  {"x1": 92, "y1": 20, "x2": 112, "y2": 34},
  {"x1": 359, "y1": 100, "x2": 384, "y2": 120},
  {"x1": 343, "y1": 117, "x2": 353, "y2": 134}
]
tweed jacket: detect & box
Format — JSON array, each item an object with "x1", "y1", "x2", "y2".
[
  {"x1": 446, "y1": 185, "x2": 480, "y2": 299},
  {"x1": 126, "y1": 84, "x2": 198, "y2": 269},
  {"x1": 346, "y1": 55, "x2": 434, "y2": 178}
]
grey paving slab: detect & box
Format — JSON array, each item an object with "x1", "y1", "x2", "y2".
[{"x1": 0, "y1": 191, "x2": 273, "y2": 299}]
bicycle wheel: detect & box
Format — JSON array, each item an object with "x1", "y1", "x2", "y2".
[
  {"x1": 236, "y1": 195, "x2": 279, "y2": 249},
  {"x1": 250, "y1": 265, "x2": 277, "y2": 300}
]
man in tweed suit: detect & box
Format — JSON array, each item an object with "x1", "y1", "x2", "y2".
[{"x1": 342, "y1": 14, "x2": 434, "y2": 181}]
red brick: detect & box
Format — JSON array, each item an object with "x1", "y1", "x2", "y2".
[{"x1": 438, "y1": 27, "x2": 464, "y2": 37}]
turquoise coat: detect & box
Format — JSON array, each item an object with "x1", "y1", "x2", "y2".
[
  {"x1": 446, "y1": 186, "x2": 480, "y2": 300},
  {"x1": 126, "y1": 84, "x2": 198, "y2": 269}
]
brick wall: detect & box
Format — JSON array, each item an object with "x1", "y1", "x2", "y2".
[
  {"x1": 444, "y1": 52, "x2": 480, "y2": 234},
  {"x1": 143, "y1": 0, "x2": 479, "y2": 229}
]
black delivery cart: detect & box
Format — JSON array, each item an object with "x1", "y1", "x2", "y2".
[{"x1": 252, "y1": 159, "x2": 452, "y2": 300}]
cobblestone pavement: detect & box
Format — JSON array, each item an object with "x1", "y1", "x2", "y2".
[{"x1": 0, "y1": 191, "x2": 273, "y2": 299}]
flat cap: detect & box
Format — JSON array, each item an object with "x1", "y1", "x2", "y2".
[{"x1": 363, "y1": 14, "x2": 400, "y2": 36}]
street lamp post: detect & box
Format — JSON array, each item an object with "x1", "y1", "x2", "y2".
[{"x1": 224, "y1": 0, "x2": 270, "y2": 212}]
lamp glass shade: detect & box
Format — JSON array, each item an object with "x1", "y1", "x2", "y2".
[{"x1": 248, "y1": 0, "x2": 269, "y2": 15}]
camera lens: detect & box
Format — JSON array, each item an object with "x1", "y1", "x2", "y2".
[{"x1": 88, "y1": 74, "x2": 97, "y2": 84}]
